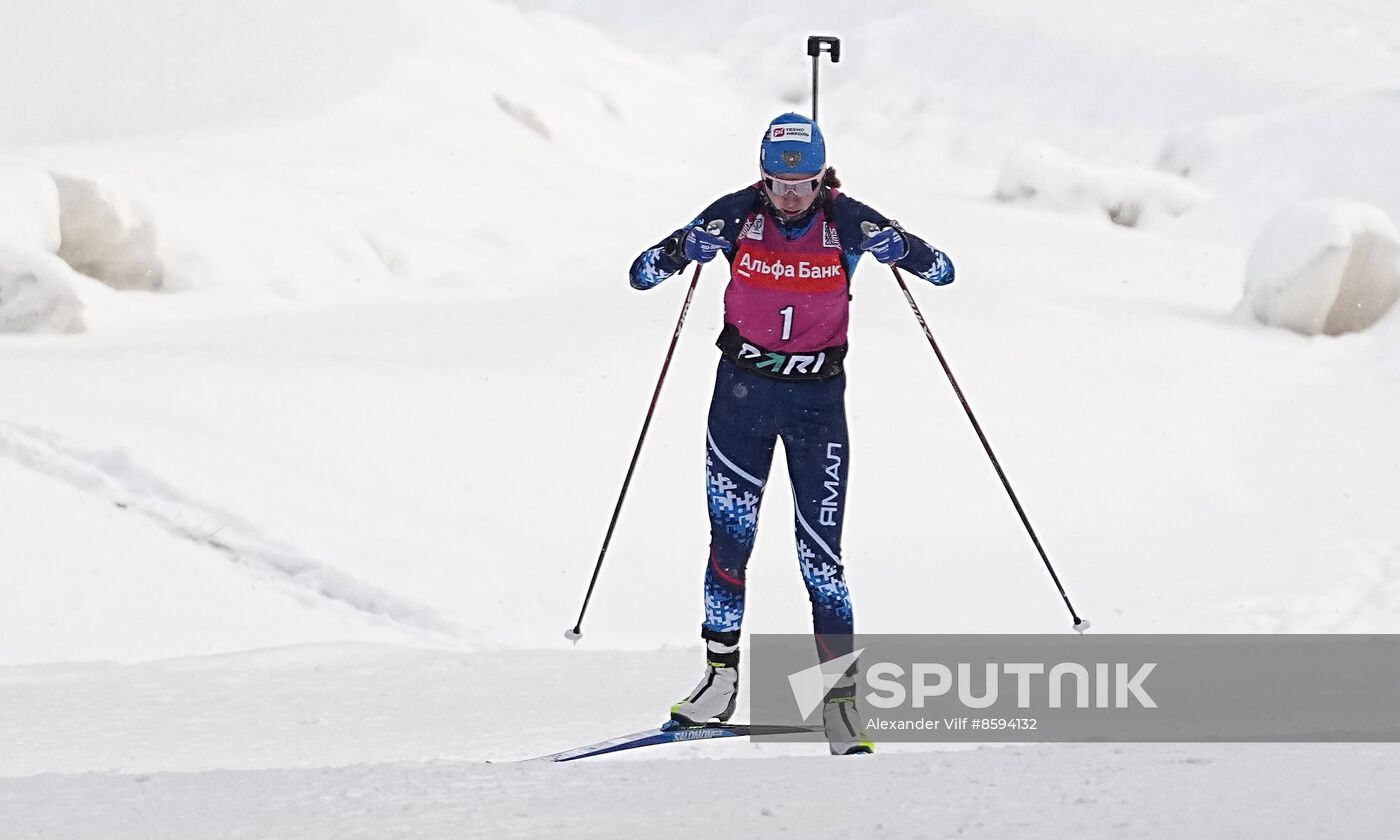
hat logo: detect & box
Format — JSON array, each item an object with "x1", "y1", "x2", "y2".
[
  {"x1": 774, "y1": 127, "x2": 786, "y2": 137},
  {"x1": 781, "y1": 150, "x2": 803, "y2": 167}
]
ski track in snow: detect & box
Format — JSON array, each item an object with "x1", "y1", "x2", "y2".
[{"x1": 0, "y1": 418, "x2": 461, "y2": 641}]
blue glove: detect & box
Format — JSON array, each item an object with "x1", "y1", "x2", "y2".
[
  {"x1": 682, "y1": 226, "x2": 731, "y2": 263},
  {"x1": 859, "y1": 225, "x2": 907, "y2": 264}
]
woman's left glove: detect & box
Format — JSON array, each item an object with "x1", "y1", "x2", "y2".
[{"x1": 858, "y1": 225, "x2": 907, "y2": 264}]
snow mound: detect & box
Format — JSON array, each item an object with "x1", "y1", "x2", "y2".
[
  {"x1": 995, "y1": 141, "x2": 1208, "y2": 227},
  {"x1": 52, "y1": 173, "x2": 164, "y2": 292},
  {"x1": 0, "y1": 164, "x2": 61, "y2": 253},
  {"x1": 0, "y1": 245, "x2": 86, "y2": 334},
  {"x1": 1243, "y1": 200, "x2": 1400, "y2": 335}
]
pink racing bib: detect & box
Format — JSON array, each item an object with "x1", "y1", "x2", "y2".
[{"x1": 724, "y1": 196, "x2": 851, "y2": 354}]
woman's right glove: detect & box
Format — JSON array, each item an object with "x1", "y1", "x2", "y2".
[{"x1": 681, "y1": 225, "x2": 732, "y2": 263}]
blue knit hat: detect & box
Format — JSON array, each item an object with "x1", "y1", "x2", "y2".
[{"x1": 759, "y1": 112, "x2": 826, "y2": 177}]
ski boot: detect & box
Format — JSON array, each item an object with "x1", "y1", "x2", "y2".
[
  {"x1": 670, "y1": 635, "x2": 740, "y2": 726},
  {"x1": 823, "y1": 685, "x2": 875, "y2": 755}
]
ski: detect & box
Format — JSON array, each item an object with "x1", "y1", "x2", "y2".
[{"x1": 534, "y1": 721, "x2": 818, "y2": 763}]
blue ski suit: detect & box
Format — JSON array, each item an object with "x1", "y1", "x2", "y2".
[{"x1": 630, "y1": 183, "x2": 953, "y2": 661}]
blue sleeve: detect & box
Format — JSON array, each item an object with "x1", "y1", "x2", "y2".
[
  {"x1": 830, "y1": 193, "x2": 955, "y2": 286},
  {"x1": 628, "y1": 187, "x2": 760, "y2": 290}
]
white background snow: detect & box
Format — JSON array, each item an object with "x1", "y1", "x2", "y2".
[{"x1": 1, "y1": 0, "x2": 1398, "y2": 837}]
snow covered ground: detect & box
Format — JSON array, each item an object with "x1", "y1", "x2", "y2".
[
  {"x1": 3, "y1": 644, "x2": 1398, "y2": 838},
  {"x1": 1, "y1": 0, "x2": 1399, "y2": 836}
]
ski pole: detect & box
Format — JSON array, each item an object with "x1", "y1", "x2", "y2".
[
  {"x1": 565, "y1": 224, "x2": 721, "y2": 643},
  {"x1": 880, "y1": 253, "x2": 1090, "y2": 633},
  {"x1": 807, "y1": 35, "x2": 841, "y2": 121}
]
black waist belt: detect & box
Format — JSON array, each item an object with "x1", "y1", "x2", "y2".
[{"x1": 716, "y1": 323, "x2": 847, "y2": 381}]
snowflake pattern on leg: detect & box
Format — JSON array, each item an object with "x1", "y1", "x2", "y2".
[
  {"x1": 706, "y1": 455, "x2": 761, "y2": 544},
  {"x1": 798, "y1": 538, "x2": 853, "y2": 629},
  {"x1": 704, "y1": 576, "x2": 746, "y2": 632}
]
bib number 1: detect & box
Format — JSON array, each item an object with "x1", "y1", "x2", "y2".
[{"x1": 779, "y1": 305, "x2": 794, "y2": 341}]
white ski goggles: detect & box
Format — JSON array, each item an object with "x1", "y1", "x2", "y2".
[{"x1": 762, "y1": 170, "x2": 824, "y2": 198}]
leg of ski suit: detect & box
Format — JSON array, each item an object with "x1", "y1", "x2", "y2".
[{"x1": 702, "y1": 358, "x2": 854, "y2": 660}]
